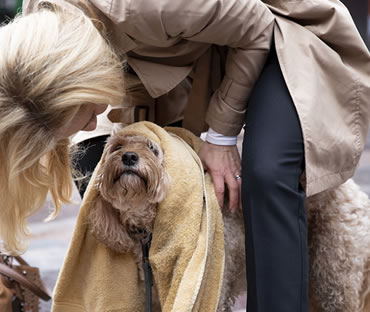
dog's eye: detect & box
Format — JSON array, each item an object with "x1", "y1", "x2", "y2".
[
  {"x1": 113, "y1": 144, "x2": 122, "y2": 152},
  {"x1": 148, "y1": 143, "x2": 159, "y2": 156}
]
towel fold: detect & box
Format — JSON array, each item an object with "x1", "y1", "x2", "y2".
[{"x1": 52, "y1": 121, "x2": 225, "y2": 312}]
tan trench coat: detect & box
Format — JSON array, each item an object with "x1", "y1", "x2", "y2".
[{"x1": 23, "y1": 0, "x2": 370, "y2": 196}]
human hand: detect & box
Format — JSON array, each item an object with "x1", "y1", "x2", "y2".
[{"x1": 198, "y1": 142, "x2": 242, "y2": 213}]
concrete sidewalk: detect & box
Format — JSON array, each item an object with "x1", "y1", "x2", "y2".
[{"x1": 24, "y1": 132, "x2": 370, "y2": 312}]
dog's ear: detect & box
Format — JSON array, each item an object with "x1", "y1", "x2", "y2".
[
  {"x1": 88, "y1": 194, "x2": 134, "y2": 253},
  {"x1": 153, "y1": 170, "x2": 171, "y2": 203}
]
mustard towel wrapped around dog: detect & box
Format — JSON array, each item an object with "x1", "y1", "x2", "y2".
[{"x1": 52, "y1": 122, "x2": 225, "y2": 312}]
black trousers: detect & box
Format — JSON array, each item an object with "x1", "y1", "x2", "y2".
[{"x1": 242, "y1": 47, "x2": 308, "y2": 312}]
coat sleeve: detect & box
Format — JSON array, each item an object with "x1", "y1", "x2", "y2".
[{"x1": 115, "y1": 0, "x2": 275, "y2": 136}]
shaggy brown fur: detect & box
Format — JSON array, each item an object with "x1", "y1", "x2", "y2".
[
  {"x1": 87, "y1": 133, "x2": 246, "y2": 312},
  {"x1": 88, "y1": 135, "x2": 170, "y2": 278}
]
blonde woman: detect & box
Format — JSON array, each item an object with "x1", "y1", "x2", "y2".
[
  {"x1": 0, "y1": 0, "x2": 369, "y2": 311},
  {"x1": 0, "y1": 3, "x2": 124, "y2": 252}
]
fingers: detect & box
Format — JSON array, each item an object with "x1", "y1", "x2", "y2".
[
  {"x1": 225, "y1": 147, "x2": 242, "y2": 213},
  {"x1": 237, "y1": 176, "x2": 242, "y2": 211},
  {"x1": 212, "y1": 174, "x2": 225, "y2": 209},
  {"x1": 225, "y1": 172, "x2": 241, "y2": 213},
  {"x1": 198, "y1": 142, "x2": 242, "y2": 213}
]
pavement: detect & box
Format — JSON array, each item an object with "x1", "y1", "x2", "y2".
[{"x1": 23, "y1": 130, "x2": 370, "y2": 312}]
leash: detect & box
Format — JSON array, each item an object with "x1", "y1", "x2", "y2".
[{"x1": 140, "y1": 231, "x2": 153, "y2": 312}]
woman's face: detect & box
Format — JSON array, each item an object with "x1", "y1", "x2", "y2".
[{"x1": 56, "y1": 104, "x2": 108, "y2": 138}]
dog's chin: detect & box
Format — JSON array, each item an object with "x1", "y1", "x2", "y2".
[
  {"x1": 116, "y1": 171, "x2": 147, "y2": 190},
  {"x1": 106, "y1": 172, "x2": 151, "y2": 208}
]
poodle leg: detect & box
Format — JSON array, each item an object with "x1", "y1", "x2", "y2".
[
  {"x1": 217, "y1": 212, "x2": 246, "y2": 312},
  {"x1": 308, "y1": 199, "x2": 363, "y2": 312}
]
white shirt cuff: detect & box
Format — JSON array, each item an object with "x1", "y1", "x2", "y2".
[{"x1": 205, "y1": 128, "x2": 238, "y2": 145}]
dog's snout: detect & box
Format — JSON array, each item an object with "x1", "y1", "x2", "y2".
[{"x1": 122, "y1": 152, "x2": 139, "y2": 166}]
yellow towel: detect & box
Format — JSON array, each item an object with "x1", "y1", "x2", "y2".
[{"x1": 52, "y1": 121, "x2": 225, "y2": 312}]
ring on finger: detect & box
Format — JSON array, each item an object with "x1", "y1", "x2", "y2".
[{"x1": 235, "y1": 174, "x2": 242, "y2": 180}]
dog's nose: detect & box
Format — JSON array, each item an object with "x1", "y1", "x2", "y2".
[{"x1": 122, "y1": 152, "x2": 139, "y2": 166}]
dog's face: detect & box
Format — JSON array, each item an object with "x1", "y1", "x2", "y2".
[{"x1": 97, "y1": 134, "x2": 170, "y2": 210}]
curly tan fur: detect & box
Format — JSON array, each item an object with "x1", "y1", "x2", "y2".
[
  {"x1": 218, "y1": 208, "x2": 246, "y2": 312},
  {"x1": 307, "y1": 179, "x2": 370, "y2": 312}
]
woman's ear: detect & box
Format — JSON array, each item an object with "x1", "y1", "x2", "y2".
[{"x1": 87, "y1": 193, "x2": 134, "y2": 253}]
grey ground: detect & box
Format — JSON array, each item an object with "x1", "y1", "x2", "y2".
[{"x1": 25, "y1": 130, "x2": 370, "y2": 312}]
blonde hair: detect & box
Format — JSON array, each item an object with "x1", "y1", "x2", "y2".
[{"x1": 0, "y1": 2, "x2": 124, "y2": 253}]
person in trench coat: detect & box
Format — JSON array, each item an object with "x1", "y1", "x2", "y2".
[{"x1": 0, "y1": 0, "x2": 368, "y2": 310}]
